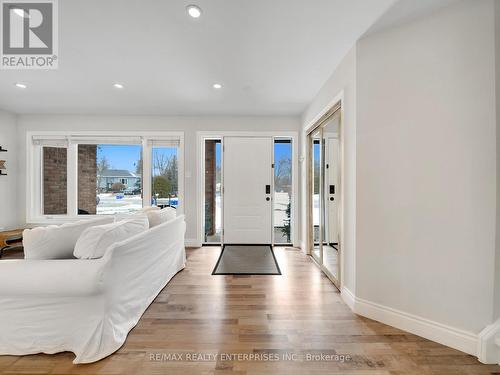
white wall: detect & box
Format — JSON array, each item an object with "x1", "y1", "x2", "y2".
[
  {"x1": 301, "y1": 46, "x2": 357, "y2": 293},
  {"x1": 0, "y1": 110, "x2": 19, "y2": 230},
  {"x1": 16, "y1": 115, "x2": 300, "y2": 244},
  {"x1": 300, "y1": 0, "x2": 498, "y2": 354},
  {"x1": 356, "y1": 0, "x2": 497, "y2": 334}
]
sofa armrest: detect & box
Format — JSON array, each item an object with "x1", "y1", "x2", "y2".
[
  {"x1": 105, "y1": 215, "x2": 186, "y2": 289},
  {"x1": 0, "y1": 258, "x2": 108, "y2": 296}
]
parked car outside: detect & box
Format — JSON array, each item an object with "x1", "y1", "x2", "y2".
[{"x1": 123, "y1": 187, "x2": 141, "y2": 195}]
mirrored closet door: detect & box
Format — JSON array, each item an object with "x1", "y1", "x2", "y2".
[
  {"x1": 308, "y1": 106, "x2": 341, "y2": 288},
  {"x1": 311, "y1": 129, "x2": 322, "y2": 262}
]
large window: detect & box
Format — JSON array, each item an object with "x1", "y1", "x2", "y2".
[
  {"x1": 28, "y1": 133, "x2": 183, "y2": 221},
  {"x1": 78, "y1": 144, "x2": 142, "y2": 215}
]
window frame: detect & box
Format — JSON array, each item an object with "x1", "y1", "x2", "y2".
[
  {"x1": 26, "y1": 131, "x2": 184, "y2": 224},
  {"x1": 273, "y1": 137, "x2": 294, "y2": 246}
]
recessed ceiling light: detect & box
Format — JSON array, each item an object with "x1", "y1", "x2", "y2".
[
  {"x1": 213, "y1": 83, "x2": 222, "y2": 89},
  {"x1": 113, "y1": 83, "x2": 124, "y2": 89},
  {"x1": 186, "y1": 5, "x2": 202, "y2": 18},
  {"x1": 15, "y1": 83, "x2": 27, "y2": 89}
]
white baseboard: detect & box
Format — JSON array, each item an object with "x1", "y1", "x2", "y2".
[
  {"x1": 185, "y1": 238, "x2": 202, "y2": 248},
  {"x1": 478, "y1": 318, "x2": 500, "y2": 364},
  {"x1": 342, "y1": 288, "x2": 479, "y2": 357},
  {"x1": 341, "y1": 286, "x2": 355, "y2": 310}
]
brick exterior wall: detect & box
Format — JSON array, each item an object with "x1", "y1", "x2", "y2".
[
  {"x1": 43, "y1": 147, "x2": 67, "y2": 215},
  {"x1": 42, "y1": 146, "x2": 98, "y2": 215},
  {"x1": 204, "y1": 140, "x2": 216, "y2": 236},
  {"x1": 78, "y1": 145, "x2": 97, "y2": 214}
]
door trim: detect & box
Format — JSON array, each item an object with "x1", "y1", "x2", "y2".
[
  {"x1": 306, "y1": 102, "x2": 343, "y2": 289},
  {"x1": 196, "y1": 131, "x2": 299, "y2": 248}
]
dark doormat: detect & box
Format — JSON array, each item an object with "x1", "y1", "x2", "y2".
[{"x1": 212, "y1": 245, "x2": 281, "y2": 275}]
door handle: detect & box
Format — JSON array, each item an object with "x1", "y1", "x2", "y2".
[{"x1": 265, "y1": 185, "x2": 271, "y2": 194}]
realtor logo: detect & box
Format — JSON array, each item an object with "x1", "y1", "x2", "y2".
[{"x1": 1, "y1": 0, "x2": 58, "y2": 69}]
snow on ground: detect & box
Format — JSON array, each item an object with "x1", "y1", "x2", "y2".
[
  {"x1": 96, "y1": 191, "x2": 297, "y2": 225},
  {"x1": 313, "y1": 194, "x2": 320, "y2": 226},
  {"x1": 97, "y1": 193, "x2": 143, "y2": 215},
  {"x1": 274, "y1": 192, "x2": 291, "y2": 227},
  {"x1": 213, "y1": 192, "x2": 292, "y2": 231}
]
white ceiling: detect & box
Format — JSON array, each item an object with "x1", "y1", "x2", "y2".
[
  {"x1": 364, "y1": 0, "x2": 459, "y2": 36},
  {"x1": 0, "y1": 0, "x2": 396, "y2": 116}
]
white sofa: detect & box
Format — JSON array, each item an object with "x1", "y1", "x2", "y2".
[{"x1": 0, "y1": 215, "x2": 186, "y2": 363}]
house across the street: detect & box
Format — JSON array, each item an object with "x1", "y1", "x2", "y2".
[{"x1": 98, "y1": 169, "x2": 141, "y2": 192}]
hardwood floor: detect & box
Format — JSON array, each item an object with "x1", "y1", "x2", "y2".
[{"x1": 1, "y1": 246, "x2": 498, "y2": 374}]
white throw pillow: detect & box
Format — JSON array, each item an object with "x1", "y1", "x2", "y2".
[
  {"x1": 23, "y1": 217, "x2": 115, "y2": 260},
  {"x1": 146, "y1": 207, "x2": 176, "y2": 228},
  {"x1": 74, "y1": 215, "x2": 149, "y2": 259}
]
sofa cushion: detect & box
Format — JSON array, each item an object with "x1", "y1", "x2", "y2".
[
  {"x1": 146, "y1": 207, "x2": 176, "y2": 228},
  {"x1": 23, "y1": 217, "x2": 115, "y2": 260},
  {"x1": 74, "y1": 215, "x2": 149, "y2": 259}
]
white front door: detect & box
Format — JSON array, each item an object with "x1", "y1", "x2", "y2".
[{"x1": 223, "y1": 137, "x2": 273, "y2": 244}]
